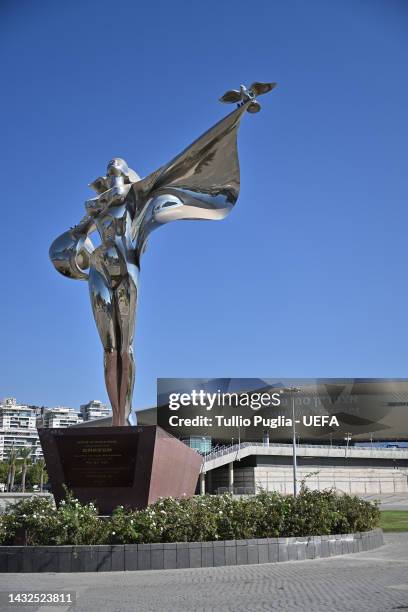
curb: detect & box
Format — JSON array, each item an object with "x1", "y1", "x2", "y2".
[{"x1": 0, "y1": 528, "x2": 384, "y2": 573}]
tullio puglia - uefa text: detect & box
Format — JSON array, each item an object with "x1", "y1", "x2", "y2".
[{"x1": 168, "y1": 390, "x2": 282, "y2": 411}]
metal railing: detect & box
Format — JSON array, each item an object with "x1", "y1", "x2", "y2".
[{"x1": 202, "y1": 441, "x2": 408, "y2": 463}]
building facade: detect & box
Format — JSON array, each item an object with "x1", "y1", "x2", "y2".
[
  {"x1": 201, "y1": 443, "x2": 408, "y2": 496},
  {"x1": 80, "y1": 400, "x2": 111, "y2": 422},
  {"x1": 181, "y1": 435, "x2": 212, "y2": 454},
  {"x1": 41, "y1": 407, "x2": 83, "y2": 428},
  {"x1": 0, "y1": 398, "x2": 43, "y2": 462}
]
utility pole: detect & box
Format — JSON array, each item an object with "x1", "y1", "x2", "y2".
[
  {"x1": 280, "y1": 387, "x2": 301, "y2": 498},
  {"x1": 292, "y1": 391, "x2": 298, "y2": 497},
  {"x1": 345, "y1": 433, "x2": 352, "y2": 458}
]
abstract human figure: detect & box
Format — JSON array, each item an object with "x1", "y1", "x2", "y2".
[{"x1": 49, "y1": 83, "x2": 276, "y2": 426}]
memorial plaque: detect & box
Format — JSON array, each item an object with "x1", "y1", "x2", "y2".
[{"x1": 56, "y1": 433, "x2": 137, "y2": 487}]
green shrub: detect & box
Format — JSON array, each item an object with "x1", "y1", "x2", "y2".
[
  {"x1": 0, "y1": 488, "x2": 380, "y2": 546},
  {"x1": 52, "y1": 490, "x2": 109, "y2": 545},
  {"x1": 0, "y1": 496, "x2": 59, "y2": 545},
  {"x1": 0, "y1": 491, "x2": 108, "y2": 545},
  {"x1": 334, "y1": 494, "x2": 381, "y2": 533},
  {"x1": 252, "y1": 491, "x2": 291, "y2": 538},
  {"x1": 282, "y1": 488, "x2": 339, "y2": 536}
]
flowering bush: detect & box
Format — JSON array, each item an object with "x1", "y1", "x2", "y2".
[
  {"x1": 0, "y1": 496, "x2": 60, "y2": 545},
  {"x1": 0, "y1": 488, "x2": 380, "y2": 546},
  {"x1": 0, "y1": 490, "x2": 108, "y2": 546},
  {"x1": 53, "y1": 490, "x2": 109, "y2": 545}
]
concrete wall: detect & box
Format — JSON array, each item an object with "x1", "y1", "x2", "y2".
[
  {"x1": 207, "y1": 464, "x2": 408, "y2": 495},
  {"x1": 0, "y1": 529, "x2": 384, "y2": 573},
  {"x1": 254, "y1": 465, "x2": 408, "y2": 495},
  {"x1": 0, "y1": 493, "x2": 53, "y2": 515}
]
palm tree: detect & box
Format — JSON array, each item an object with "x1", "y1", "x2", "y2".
[
  {"x1": 7, "y1": 448, "x2": 18, "y2": 492},
  {"x1": 19, "y1": 447, "x2": 32, "y2": 493},
  {"x1": 36, "y1": 459, "x2": 46, "y2": 492}
]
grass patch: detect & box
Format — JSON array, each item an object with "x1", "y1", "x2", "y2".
[{"x1": 380, "y1": 511, "x2": 408, "y2": 532}]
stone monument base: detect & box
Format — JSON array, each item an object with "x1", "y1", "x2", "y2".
[{"x1": 38, "y1": 426, "x2": 202, "y2": 514}]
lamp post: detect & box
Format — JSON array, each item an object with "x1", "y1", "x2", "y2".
[
  {"x1": 280, "y1": 387, "x2": 301, "y2": 498},
  {"x1": 345, "y1": 433, "x2": 352, "y2": 458}
]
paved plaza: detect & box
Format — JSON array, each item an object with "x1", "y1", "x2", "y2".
[
  {"x1": 1, "y1": 533, "x2": 407, "y2": 612},
  {"x1": 362, "y1": 493, "x2": 408, "y2": 511}
]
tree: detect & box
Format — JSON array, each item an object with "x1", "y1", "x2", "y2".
[
  {"x1": 0, "y1": 461, "x2": 8, "y2": 485},
  {"x1": 19, "y1": 447, "x2": 32, "y2": 493},
  {"x1": 7, "y1": 449, "x2": 18, "y2": 492},
  {"x1": 36, "y1": 459, "x2": 47, "y2": 492},
  {"x1": 36, "y1": 459, "x2": 47, "y2": 493},
  {"x1": 24, "y1": 460, "x2": 48, "y2": 490}
]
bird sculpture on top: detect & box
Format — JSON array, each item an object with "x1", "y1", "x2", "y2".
[{"x1": 219, "y1": 81, "x2": 277, "y2": 113}]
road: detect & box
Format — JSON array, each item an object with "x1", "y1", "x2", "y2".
[
  {"x1": 1, "y1": 533, "x2": 407, "y2": 612},
  {"x1": 362, "y1": 493, "x2": 408, "y2": 511}
]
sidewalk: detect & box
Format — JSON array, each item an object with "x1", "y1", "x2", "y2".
[{"x1": 1, "y1": 533, "x2": 407, "y2": 612}]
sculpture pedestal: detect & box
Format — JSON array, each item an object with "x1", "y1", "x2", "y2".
[{"x1": 38, "y1": 426, "x2": 202, "y2": 514}]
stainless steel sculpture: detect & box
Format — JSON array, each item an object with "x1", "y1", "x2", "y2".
[{"x1": 50, "y1": 83, "x2": 276, "y2": 426}]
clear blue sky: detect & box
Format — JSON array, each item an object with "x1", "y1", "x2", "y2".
[{"x1": 1, "y1": 0, "x2": 408, "y2": 411}]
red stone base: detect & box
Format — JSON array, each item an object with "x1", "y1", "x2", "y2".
[{"x1": 38, "y1": 426, "x2": 202, "y2": 514}]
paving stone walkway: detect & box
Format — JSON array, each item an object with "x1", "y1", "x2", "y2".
[{"x1": 1, "y1": 533, "x2": 407, "y2": 612}]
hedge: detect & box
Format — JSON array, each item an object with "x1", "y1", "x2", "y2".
[{"x1": 0, "y1": 488, "x2": 380, "y2": 546}]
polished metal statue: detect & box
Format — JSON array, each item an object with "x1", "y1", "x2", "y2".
[{"x1": 50, "y1": 82, "x2": 276, "y2": 426}]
